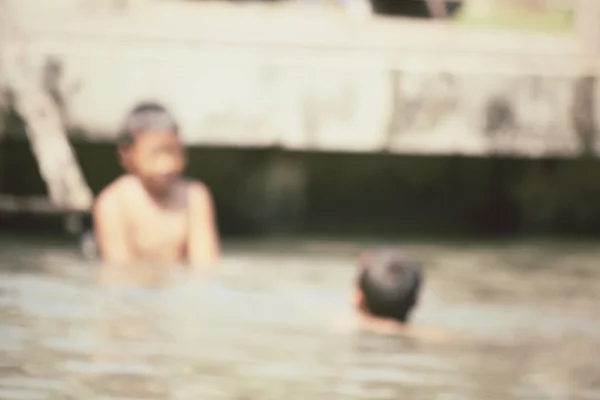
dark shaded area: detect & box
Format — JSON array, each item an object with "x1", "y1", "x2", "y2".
[
  {"x1": 477, "y1": 157, "x2": 521, "y2": 233},
  {"x1": 370, "y1": 0, "x2": 462, "y2": 18},
  {"x1": 4, "y1": 138, "x2": 600, "y2": 237}
]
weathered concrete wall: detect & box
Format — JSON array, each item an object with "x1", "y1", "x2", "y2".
[
  {"x1": 1, "y1": 1, "x2": 599, "y2": 157},
  {"x1": 6, "y1": 2, "x2": 600, "y2": 236}
]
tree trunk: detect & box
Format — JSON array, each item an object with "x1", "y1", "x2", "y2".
[
  {"x1": 10, "y1": 81, "x2": 93, "y2": 211},
  {"x1": 1, "y1": 0, "x2": 92, "y2": 212}
]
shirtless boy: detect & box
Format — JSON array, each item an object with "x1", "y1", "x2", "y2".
[{"x1": 93, "y1": 102, "x2": 220, "y2": 267}]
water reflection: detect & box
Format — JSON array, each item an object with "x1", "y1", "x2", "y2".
[{"x1": 0, "y1": 236, "x2": 599, "y2": 399}]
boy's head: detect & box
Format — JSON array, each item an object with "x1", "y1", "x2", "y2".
[
  {"x1": 355, "y1": 248, "x2": 422, "y2": 323},
  {"x1": 118, "y1": 102, "x2": 185, "y2": 196}
]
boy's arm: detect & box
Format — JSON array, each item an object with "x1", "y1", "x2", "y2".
[
  {"x1": 188, "y1": 182, "x2": 221, "y2": 268},
  {"x1": 93, "y1": 190, "x2": 134, "y2": 263}
]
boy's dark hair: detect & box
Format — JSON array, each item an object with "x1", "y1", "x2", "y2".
[
  {"x1": 358, "y1": 248, "x2": 422, "y2": 323},
  {"x1": 118, "y1": 102, "x2": 179, "y2": 147}
]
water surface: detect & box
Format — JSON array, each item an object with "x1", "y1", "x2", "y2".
[{"x1": 0, "y1": 236, "x2": 599, "y2": 399}]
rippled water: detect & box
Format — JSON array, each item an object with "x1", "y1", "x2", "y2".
[{"x1": 1, "y1": 235, "x2": 600, "y2": 399}]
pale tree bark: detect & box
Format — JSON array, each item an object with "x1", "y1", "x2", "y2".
[
  {"x1": 1, "y1": 1, "x2": 93, "y2": 212},
  {"x1": 10, "y1": 80, "x2": 94, "y2": 211}
]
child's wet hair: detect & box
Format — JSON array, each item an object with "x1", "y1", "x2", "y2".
[
  {"x1": 118, "y1": 102, "x2": 179, "y2": 147},
  {"x1": 358, "y1": 248, "x2": 422, "y2": 323}
]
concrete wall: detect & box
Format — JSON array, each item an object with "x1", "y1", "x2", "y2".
[
  {"x1": 6, "y1": 2, "x2": 600, "y2": 236},
  {"x1": 2, "y1": 2, "x2": 599, "y2": 157}
]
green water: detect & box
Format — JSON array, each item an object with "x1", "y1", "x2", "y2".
[{"x1": 0, "y1": 235, "x2": 599, "y2": 399}]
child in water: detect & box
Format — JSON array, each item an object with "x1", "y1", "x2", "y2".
[
  {"x1": 349, "y1": 248, "x2": 455, "y2": 342},
  {"x1": 354, "y1": 248, "x2": 422, "y2": 331},
  {"x1": 349, "y1": 246, "x2": 462, "y2": 343},
  {"x1": 93, "y1": 102, "x2": 220, "y2": 267}
]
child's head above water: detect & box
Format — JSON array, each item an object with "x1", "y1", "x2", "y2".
[
  {"x1": 355, "y1": 248, "x2": 423, "y2": 323},
  {"x1": 118, "y1": 102, "x2": 185, "y2": 196}
]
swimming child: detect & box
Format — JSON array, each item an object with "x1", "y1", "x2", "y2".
[
  {"x1": 93, "y1": 102, "x2": 220, "y2": 267},
  {"x1": 354, "y1": 247, "x2": 422, "y2": 331},
  {"x1": 346, "y1": 248, "x2": 456, "y2": 342}
]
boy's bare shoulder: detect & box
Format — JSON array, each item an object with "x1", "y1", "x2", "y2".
[
  {"x1": 183, "y1": 179, "x2": 213, "y2": 200},
  {"x1": 94, "y1": 175, "x2": 137, "y2": 212}
]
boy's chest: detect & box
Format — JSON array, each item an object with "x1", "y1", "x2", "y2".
[{"x1": 128, "y1": 203, "x2": 188, "y2": 260}]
